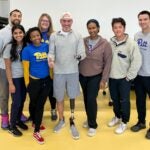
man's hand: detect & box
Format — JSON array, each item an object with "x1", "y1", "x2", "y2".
[
  {"x1": 100, "y1": 81, "x2": 106, "y2": 90},
  {"x1": 9, "y1": 83, "x2": 16, "y2": 93},
  {"x1": 48, "y1": 58, "x2": 55, "y2": 68}
]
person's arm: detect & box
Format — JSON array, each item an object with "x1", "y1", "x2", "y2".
[
  {"x1": 22, "y1": 60, "x2": 30, "y2": 87},
  {"x1": 76, "y1": 33, "x2": 86, "y2": 61},
  {"x1": 100, "y1": 42, "x2": 112, "y2": 90},
  {"x1": 48, "y1": 33, "x2": 56, "y2": 68},
  {"x1": 3, "y1": 44, "x2": 15, "y2": 93},
  {"x1": 4, "y1": 58, "x2": 16, "y2": 93},
  {"x1": 22, "y1": 47, "x2": 30, "y2": 87},
  {"x1": 126, "y1": 41, "x2": 142, "y2": 80}
]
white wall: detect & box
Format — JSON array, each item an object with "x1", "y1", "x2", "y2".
[
  {"x1": 9, "y1": 0, "x2": 149, "y2": 39},
  {"x1": 0, "y1": 0, "x2": 10, "y2": 17}
]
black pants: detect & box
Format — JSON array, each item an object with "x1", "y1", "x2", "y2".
[
  {"x1": 10, "y1": 77, "x2": 26, "y2": 128},
  {"x1": 48, "y1": 78, "x2": 56, "y2": 110},
  {"x1": 79, "y1": 74, "x2": 101, "y2": 129},
  {"x1": 109, "y1": 78, "x2": 131, "y2": 123},
  {"x1": 28, "y1": 76, "x2": 51, "y2": 132},
  {"x1": 134, "y1": 75, "x2": 150, "y2": 124}
]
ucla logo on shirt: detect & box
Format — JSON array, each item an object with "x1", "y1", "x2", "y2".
[
  {"x1": 137, "y1": 38, "x2": 148, "y2": 49},
  {"x1": 34, "y1": 52, "x2": 47, "y2": 60}
]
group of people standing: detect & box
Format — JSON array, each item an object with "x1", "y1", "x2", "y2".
[{"x1": 0, "y1": 9, "x2": 150, "y2": 145}]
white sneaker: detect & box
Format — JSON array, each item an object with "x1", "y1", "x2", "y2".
[
  {"x1": 87, "y1": 128, "x2": 96, "y2": 137},
  {"x1": 83, "y1": 121, "x2": 88, "y2": 128},
  {"x1": 115, "y1": 122, "x2": 127, "y2": 134},
  {"x1": 108, "y1": 116, "x2": 121, "y2": 127}
]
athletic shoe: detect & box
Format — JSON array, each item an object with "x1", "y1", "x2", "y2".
[
  {"x1": 33, "y1": 132, "x2": 44, "y2": 144},
  {"x1": 53, "y1": 119, "x2": 65, "y2": 133},
  {"x1": 145, "y1": 129, "x2": 150, "y2": 139},
  {"x1": 108, "y1": 116, "x2": 121, "y2": 127},
  {"x1": 130, "y1": 122, "x2": 146, "y2": 132},
  {"x1": 87, "y1": 128, "x2": 96, "y2": 137},
  {"x1": 8, "y1": 126, "x2": 22, "y2": 137},
  {"x1": 1, "y1": 114, "x2": 9, "y2": 130},
  {"x1": 70, "y1": 125, "x2": 80, "y2": 140},
  {"x1": 115, "y1": 122, "x2": 127, "y2": 134},
  {"x1": 51, "y1": 109, "x2": 57, "y2": 121}
]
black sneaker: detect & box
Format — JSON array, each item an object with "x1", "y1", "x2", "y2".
[
  {"x1": 131, "y1": 122, "x2": 146, "y2": 132},
  {"x1": 8, "y1": 126, "x2": 22, "y2": 137},
  {"x1": 16, "y1": 121, "x2": 28, "y2": 130},
  {"x1": 145, "y1": 129, "x2": 150, "y2": 139},
  {"x1": 51, "y1": 109, "x2": 58, "y2": 121}
]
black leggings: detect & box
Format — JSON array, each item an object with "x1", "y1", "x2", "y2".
[{"x1": 28, "y1": 76, "x2": 51, "y2": 132}]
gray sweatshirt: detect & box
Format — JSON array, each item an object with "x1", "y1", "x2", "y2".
[
  {"x1": 134, "y1": 31, "x2": 150, "y2": 76},
  {"x1": 109, "y1": 35, "x2": 142, "y2": 80},
  {"x1": 48, "y1": 30, "x2": 86, "y2": 74}
]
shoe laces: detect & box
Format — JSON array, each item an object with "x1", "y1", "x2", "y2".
[
  {"x1": 119, "y1": 122, "x2": 126, "y2": 129},
  {"x1": 35, "y1": 132, "x2": 42, "y2": 138}
]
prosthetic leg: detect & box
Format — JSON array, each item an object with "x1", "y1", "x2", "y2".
[{"x1": 69, "y1": 99, "x2": 80, "y2": 140}]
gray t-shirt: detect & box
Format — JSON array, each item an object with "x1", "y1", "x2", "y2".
[
  {"x1": 3, "y1": 44, "x2": 23, "y2": 78},
  {"x1": 134, "y1": 31, "x2": 150, "y2": 76}
]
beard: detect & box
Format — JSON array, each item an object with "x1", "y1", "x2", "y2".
[{"x1": 11, "y1": 20, "x2": 21, "y2": 26}]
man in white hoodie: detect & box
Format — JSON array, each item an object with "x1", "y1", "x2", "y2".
[
  {"x1": 130, "y1": 10, "x2": 150, "y2": 139},
  {"x1": 108, "y1": 17, "x2": 142, "y2": 134},
  {"x1": 0, "y1": 9, "x2": 22, "y2": 129}
]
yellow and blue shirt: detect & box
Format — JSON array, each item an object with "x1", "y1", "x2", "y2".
[{"x1": 22, "y1": 43, "x2": 49, "y2": 79}]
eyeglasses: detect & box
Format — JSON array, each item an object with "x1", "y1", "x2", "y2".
[{"x1": 41, "y1": 19, "x2": 49, "y2": 23}]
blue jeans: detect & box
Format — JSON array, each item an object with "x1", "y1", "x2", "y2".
[
  {"x1": 10, "y1": 77, "x2": 26, "y2": 127},
  {"x1": 109, "y1": 78, "x2": 131, "y2": 123}
]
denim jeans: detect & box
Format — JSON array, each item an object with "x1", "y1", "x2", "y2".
[{"x1": 10, "y1": 77, "x2": 26, "y2": 127}]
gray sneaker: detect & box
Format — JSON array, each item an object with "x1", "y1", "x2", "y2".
[
  {"x1": 53, "y1": 119, "x2": 65, "y2": 133},
  {"x1": 70, "y1": 125, "x2": 80, "y2": 140}
]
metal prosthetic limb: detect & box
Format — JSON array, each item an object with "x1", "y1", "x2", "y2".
[
  {"x1": 69, "y1": 99, "x2": 80, "y2": 140},
  {"x1": 69, "y1": 99, "x2": 75, "y2": 126}
]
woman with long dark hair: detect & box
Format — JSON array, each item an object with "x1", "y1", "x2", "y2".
[{"x1": 3, "y1": 24, "x2": 28, "y2": 137}]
